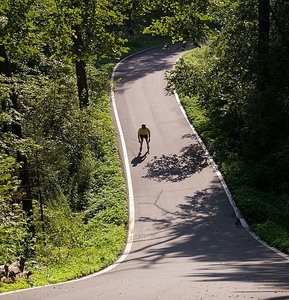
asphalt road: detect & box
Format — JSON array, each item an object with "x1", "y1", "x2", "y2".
[{"x1": 2, "y1": 45, "x2": 289, "y2": 300}]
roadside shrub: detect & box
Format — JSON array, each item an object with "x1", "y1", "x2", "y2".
[
  {"x1": 0, "y1": 155, "x2": 31, "y2": 263},
  {"x1": 172, "y1": 43, "x2": 289, "y2": 255},
  {"x1": 253, "y1": 221, "x2": 289, "y2": 253}
]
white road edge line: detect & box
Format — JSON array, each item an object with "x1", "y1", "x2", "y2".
[{"x1": 174, "y1": 90, "x2": 289, "y2": 262}]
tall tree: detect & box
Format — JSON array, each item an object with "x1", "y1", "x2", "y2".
[
  {"x1": 0, "y1": 1, "x2": 34, "y2": 219},
  {"x1": 72, "y1": 24, "x2": 89, "y2": 108},
  {"x1": 257, "y1": 0, "x2": 270, "y2": 91},
  {"x1": 54, "y1": 0, "x2": 128, "y2": 108}
]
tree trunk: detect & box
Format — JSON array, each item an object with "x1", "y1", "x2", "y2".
[
  {"x1": 269, "y1": 5, "x2": 289, "y2": 55},
  {"x1": 0, "y1": 44, "x2": 33, "y2": 221},
  {"x1": 258, "y1": 0, "x2": 270, "y2": 91},
  {"x1": 0, "y1": 45, "x2": 10, "y2": 134},
  {"x1": 72, "y1": 25, "x2": 89, "y2": 108},
  {"x1": 75, "y1": 59, "x2": 89, "y2": 108}
]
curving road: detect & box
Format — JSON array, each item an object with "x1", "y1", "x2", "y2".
[{"x1": 3, "y1": 45, "x2": 289, "y2": 300}]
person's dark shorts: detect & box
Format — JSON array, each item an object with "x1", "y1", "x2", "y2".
[{"x1": 140, "y1": 134, "x2": 148, "y2": 141}]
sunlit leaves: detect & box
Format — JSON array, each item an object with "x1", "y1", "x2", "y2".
[
  {"x1": 0, "y1": 154, "x2": 19, "y2": 201},
  {"x1": 0, "y1": 154, "x2": 30, "y2": 263},
  {"x1": 143, "y1": 0, "x2": 213, "y2": 43}
]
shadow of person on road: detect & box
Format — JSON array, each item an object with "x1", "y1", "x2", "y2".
[
  {"x1": 144, "y1": 143, "x2": 207, "y2": 182},
  {"x1": 131, "y1": 151, "x2": 149, "y2": 167}
]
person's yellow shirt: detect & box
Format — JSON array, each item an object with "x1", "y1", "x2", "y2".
[{"x1": 138, "y1": 127, "x2": 150, "y2": 135}]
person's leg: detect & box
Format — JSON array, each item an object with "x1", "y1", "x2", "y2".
[
  {"x1": 145, "y1": 137, "x2": 150, "y2": 151},
  {"x1": 139, "y1": 136, "x2": 144, "y2": 153}
]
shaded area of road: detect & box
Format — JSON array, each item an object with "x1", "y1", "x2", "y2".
[{"x1": 144, "y1": 143, "x2": 207, "y2": 182}]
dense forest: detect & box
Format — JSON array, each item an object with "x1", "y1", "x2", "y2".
[{"x1": 1, "y1": 0, "x2": 289, "y2": 292}]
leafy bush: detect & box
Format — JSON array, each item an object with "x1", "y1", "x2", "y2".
[
  {"x1": 170, "y1": 41, "x2": 289, "y2": 255},
  {"x1": 253, "y1": 221, "x2": 289, "y2": 253},
  {"x1": 233, "y1": 187, "x2": 277, "y2": 224},
  {"x1": 0, "y1": 60, "x2": 128, "y2": 292},
  {"x1": 0, "y1": 155, "x2": 31, "y2": 263}
]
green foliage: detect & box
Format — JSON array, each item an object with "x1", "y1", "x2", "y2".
[
  {"x1": 167, "y1": 0, "x2": 289, "y2": 254},
  {"x1": 253, "y1": 221, "x2": 289, "y2": 253},
  {"x1": 56, "y1": 0, "x2": 129, "y2": 61},
  {"x1": 0, "y1": 155, "x2": 19, "y2": 201},
  {"x1": 30, "y1": 222, "x2": 125, "y2": 287},
  {"x1": 233, "y1": 187, "x2": 277, "y2": 224},
  {"x1": 0, "y1": 73, "x2": 128, "y2": 291},
  {"x1": 143, "y1": 0, "x2": 213, "y2": 44},
  {"x1": 0, "y1": 155, "x2": 30, "y2": 263},
  {"x1": 0, "y1": 0, "x2": 130, "y2": 290},
  {"x1": 125, "y1": 35, "x2": 171, "y2": 56}
]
